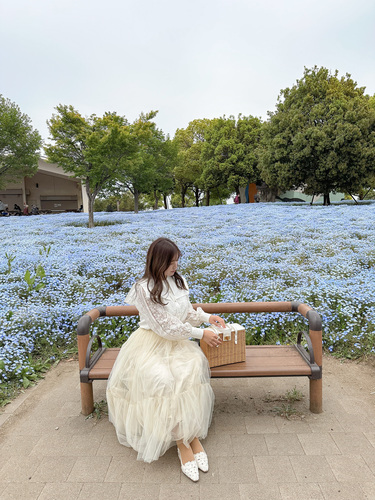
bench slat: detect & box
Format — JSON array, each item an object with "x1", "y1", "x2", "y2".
[
  {"x1": 88, "y1": 348, "x2": 120, "y2": 379},
  {"x1": 211, "y1": 346, "x2": 311, "y2": 377},
  {"x1": 87, "y1": 345, "x2": 311, "y2": 380}
]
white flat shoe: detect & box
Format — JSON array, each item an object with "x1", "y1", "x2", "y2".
[
  {"x1": 194, "y1": 451, "x2": 209, "y2": 472},
  {"x1": 177, "y1": 448, "x2": 199, "y2": 482}
]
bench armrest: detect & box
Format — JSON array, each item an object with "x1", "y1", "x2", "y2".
[
  {"x1": 80, "y1": 334, "x2": 106, "y2": 383},
  {"x1": 296, "y1": 331, "x2": 322, "y2": 380},
  {"x1": 77, "y1": 301, "x2": 323, "y2": 377}
]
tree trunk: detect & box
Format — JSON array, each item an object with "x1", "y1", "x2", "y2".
[
  {"x1": 88, "y1": 197, "x2": 95, "y2": 228},
  {"x1": 181, "y1": 186, "x2": 186, "y2": 208},
  {"x1": 85, "y1": 182, "x2": 95, "y2": 228},
  {"x1": 134, "y1": 189, "x2": 139, "y2": 214},
  {"x1": 163, "y1": 194, "x2": 168, "y2": 209},
  {"x1": 205, "y1": 190, "x2": 210, "y2": 206},
  {"x1": 310, "y1": 194, "x2": 315, "y2": 205},
  {"x1": 349, "y1": 193, "x2": 359, "y2": 205},
  {"x1": 362, "y1": 188, "x2": 372, "y2": 200},
  {"x1": 323, "y1": 193, "x2": 331, "y2": 206},
  {"x1": 153, "y1": 190, "x2": 159, "y2": 210}
]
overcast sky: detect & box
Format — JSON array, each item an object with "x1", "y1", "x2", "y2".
[{"x1": 1, "y1": 0, "x2": 374, "y2": 145}]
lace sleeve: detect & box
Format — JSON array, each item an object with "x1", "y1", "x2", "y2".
[
  {"x1": 185, "y1": 303, "x2": 212, "y2": 326},
  {"x1": 133, "y1": 283, "x2": 203, "y2": 340}
]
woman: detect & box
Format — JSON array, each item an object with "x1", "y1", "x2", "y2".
[{"x1": 106, "y1": 237, "x2": 225, "y2": 482}]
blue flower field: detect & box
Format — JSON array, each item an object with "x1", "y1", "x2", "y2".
[{"x1": 1, "y1": 202, "x2": 374, "y2": 401}]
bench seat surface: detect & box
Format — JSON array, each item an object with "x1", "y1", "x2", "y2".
[{"x1": 87, "y1": 345, "x2": 311, "y2": 380}]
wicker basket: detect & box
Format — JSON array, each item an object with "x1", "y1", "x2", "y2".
[{"x1": 200, "y1": 323, "x2": 246, "y2": 368}]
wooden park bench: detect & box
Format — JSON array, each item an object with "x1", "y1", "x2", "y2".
[{"x1": 77, "y1": 301, "x2": 323, "y2": 416}]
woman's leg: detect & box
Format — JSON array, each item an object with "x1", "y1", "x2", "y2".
[
  {"x1": 176, "y1": 440, "x2": 195, "y2": 464},
  {"x1": 190, "y1": 437, "x2": 205, "y2": 454},
  {"x1": 176, "y1": 439, "x2": 200, "y2": 482}
]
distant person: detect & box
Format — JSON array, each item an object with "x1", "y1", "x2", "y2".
[
  {"x1": 0, "y1": 200, "x2": 5, "y2": 211},
  {"x1": 14, "y1": 204, "x2": 22, "y2": 215},
  {"x1": 31, "y1": 205, "x2": 40, "y2": 215},
  {"x1": 234, "y1": 194, "x2": 240, "y2": 204},
  {"x1": 1, "y1": 204, "x2": 9, "y2": 217},
  {"x1": 23, "y1": 204, "x2": 29, "y2": 215}
]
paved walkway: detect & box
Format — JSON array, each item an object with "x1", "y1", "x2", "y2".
[{"x1": 0, "y1": 355, "x2": 375, "y2": 500}]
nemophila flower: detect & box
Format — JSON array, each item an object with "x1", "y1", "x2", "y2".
[{"x1": 1, "y1": 202, "x2": 375, "y2": 386}]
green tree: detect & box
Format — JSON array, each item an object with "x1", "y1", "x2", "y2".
[
  {"x1": 0, "y1": 94, "x2": 42, "y2": 188},
  {"x1": 171, "y1": 188, "x2": 196, "y2": 208},
  {"x1": 174, "y1": 119, "x2": 211, "y2": 207},
  {"x1": 94, "y1": 191, "x2": 146, "y2": 211},
  {"x1": 119, "y1": 111, "x2": 168, "y2": 213},
  {"x1": 147, "y1": 136, "x2": 176, "y2": 210},
  {"x1": 201, "y1": 115, "x2": 262, "y2": 204},
  {"x1": 359, "y1": 95, "x2": 375, "y2": 200},
  {"x1": 260, "y1": 67, "x2": 375, "y2": 205},
  {"x1": 45, "y1": 105, "x2": 136, "y2": 227},
  {"x1": 357, "y1": 172, "x2": 375, "y2": 200}
]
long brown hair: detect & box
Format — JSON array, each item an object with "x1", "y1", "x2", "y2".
[{"x1": 142, "y1": 237, "x2": 186, "y2": 305}]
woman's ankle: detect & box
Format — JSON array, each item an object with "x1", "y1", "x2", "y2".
[
  {"x1": 177, "y1": 441, "x2": 195, "y2": 464},
  {"x1": 190, "y1": 438, "x2": 204, "y2": 454}
]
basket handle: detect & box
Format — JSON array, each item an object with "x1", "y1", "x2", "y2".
[{"x1": 210, "y1": 323, "x2": 239, "y2": 343}]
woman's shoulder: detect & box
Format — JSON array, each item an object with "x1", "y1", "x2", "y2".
[
  {"x1": 125, "y1": 276, "x2": 189, "y2": 304},
  {"x1": 125, "y1": 278, "x2": 149, "y2": 304},
  {"x1": 136, "y1": 278, "x2": 148, "y2": 288}
]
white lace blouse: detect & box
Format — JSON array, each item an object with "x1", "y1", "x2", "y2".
[{"x1": 125, "y1": 276, "x2": 211, "y2": 340}]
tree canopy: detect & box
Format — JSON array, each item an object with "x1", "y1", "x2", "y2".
[
  {"x1": 149, "y1": 136, "x2": 176, "y2": 210},
  {"x1": 114, "y1": 111, "x2": 172, "y2": 213},
  {"x1": 45, "y1": 105, "x2": 137, "y2": 227},
  {"x1": 202, "y1": 115, "x2": 262, "y2": 196},
  {"x1": 259, "y1": 66, "x2": 375, "y2": 204},
  {"x1": 0, "y1": 94, "x2": 42, "y2": 189},
  {"x1": 173, "y1": 119, "x2": 211, "y2": 207}
]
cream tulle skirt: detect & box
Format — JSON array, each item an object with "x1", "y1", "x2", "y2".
[{"x1": 106, "y1": 328, "x2": 214, "y2": 463}]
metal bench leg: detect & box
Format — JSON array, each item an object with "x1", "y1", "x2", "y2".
[
  {"x1": 309, "y1": 378, "x2": 322, "y2": 413},
  {"x1": 309, "y1": 325, "x2": 323, "y2": 414},
  {"x1": 80, "y1": 382, "x2": 94, "y2": 416},
  {"x1": 78, "y1": 329, "x2": 95, "y2": 416}
]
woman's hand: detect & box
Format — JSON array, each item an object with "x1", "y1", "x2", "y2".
[
  {"x1": 209, "y1": 315, "x2": 226, "y2": 329},
  {"x1": 202, "y1": 329, "x2": 223, "y2": 348}
]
